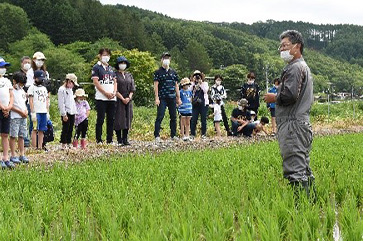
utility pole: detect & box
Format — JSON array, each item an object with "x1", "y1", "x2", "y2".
[
  {"x1": 352, "y1": 86, "x2": 355, "y2": 119},
  {"x1": 264, "y1": 64, "x2": 269, "y2": 93}
]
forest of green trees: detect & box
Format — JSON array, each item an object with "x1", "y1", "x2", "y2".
[{"x1": 0, "y1": 0, "x2": 362, "y2": 106}]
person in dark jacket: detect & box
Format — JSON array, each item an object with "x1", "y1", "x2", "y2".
[
  {"x1": 240, "y1": 71, "x2": 260, "y2": 119},
  {"x1": 114, "y1": 56, "x2": 136, "y2": 146}
]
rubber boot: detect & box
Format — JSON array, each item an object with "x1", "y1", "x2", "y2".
[
  {"x1": 80, "y1": 139, "x2": 87, "y2": 149},
  {"x1": 72, "y1": 139, "x2": 78, "y2": 148}
]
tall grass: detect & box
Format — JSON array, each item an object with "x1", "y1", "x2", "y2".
[{"x1": 0, "y1": 133, "x2": 362, "y2": 240}]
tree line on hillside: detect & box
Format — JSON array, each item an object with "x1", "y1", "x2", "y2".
[{"x1": 0, "y1": 1, "x2": 363, "y2": 104}]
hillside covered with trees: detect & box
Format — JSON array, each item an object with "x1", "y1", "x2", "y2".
[{"x1": 0, "y1": 0, "x2": 362, "y2": 106}]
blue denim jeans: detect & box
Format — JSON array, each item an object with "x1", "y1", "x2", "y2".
[
  {"x1": 190, "y1": 104, "x2": 208, "y2": 136},
  {"x1": 154, "y1": 98, "x2": 177, "y2": 138}
]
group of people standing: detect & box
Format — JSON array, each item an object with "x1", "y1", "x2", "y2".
[
  {"x1": 153, "y1": 52, "x2": 273, "y2": 142},
  {"x1": 0, "y1": 29, "x2": 316, "y2": 204}
]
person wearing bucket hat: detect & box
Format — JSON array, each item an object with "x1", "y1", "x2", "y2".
[
  {"x1": 57, "y1": 73, "x2": 79, "y2": 149},
  {"x1": 189, "y1": 70, "x2": 209, "y2": 139},
  {"x1": 92, "y1": 48, "x2": 117, "y2": 144},
  {"x1": 0, "y1": 57, "x2": 15, "y2": 169},
  {"x1": 230, "y1": 99, "x2": 251, "y2": 136},
  {"x1": 153, "y1": 51, "x2": 182, "y2": 142},
  {"x1": 178, "y1": 77, "x2": 193, "y2": 141},
  {"x1": 73, "y1": 89, "x2": 90, "y2": 149},
  {"x1": 114, "y1": 56, "x2": 135, "y2": 146}
]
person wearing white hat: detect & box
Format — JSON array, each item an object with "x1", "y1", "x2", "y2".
[
  {"x1": 73, "y1": 88, "x2": 90, "y2": 149},
  {"x1": 58, "y1": 73, "x2": 79, "y2": 149},
  {"x1": 25, "y1": 52, "x2": 50, "y2": 143}
]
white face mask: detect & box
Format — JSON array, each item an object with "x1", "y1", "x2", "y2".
[
  {"x1": 280, "y1": 44, "x2": 297, "y2": 63},
  {"x1": 238, "y1": 105, "x2": 243, "y2": 111},
  {"x1": 23, "y1": 63, "x2": 31, "y2": 71},
  {"x1": 0, "y1": 68, "x2": 6, "y2": 76},
  {"x1": 101, "y1": 55, "x2": 110, "y2": 64},
  {"x1": 35, "y1": 60, "x2": 44, "y2": 68},
  {"x1": 119, "y1": 64, "x2": 127, "y2": 70},
  {"x1": 215, "y1": 80, "x2": 222, "y2": 86},
  {"x1": 162, "y1": 59, "x2": 170, "y2": 67},
  {"x1": 247, "y1": 79, "x2": 254, "y2": 85}
]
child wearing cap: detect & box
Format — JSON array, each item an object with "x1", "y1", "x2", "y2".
[
  {"x1": 58, "y1": 73, "x2": 78, "y2": 150},
  {"x1": 73, "y1": 88, "x2": 90, "y2": 149},
  {"x1": 0, "y1": 57, "x2": 15, "y2": 169},
  {"x1": 9, "y1": 72, "x2": 29, "y2": 164},
  {"x1": 178, "y1": 78, "x2": 192, "y2": 141},
  {"x1": 27, "y1": 70, "x2": 49, "y2": 149},
  {"x1": 210, "y1": 94, "x2": 222, "y2": 137}
]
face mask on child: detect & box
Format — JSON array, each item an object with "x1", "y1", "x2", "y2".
[{"x1": 0, "y1": 68, "x2": 6, "y2": 76}]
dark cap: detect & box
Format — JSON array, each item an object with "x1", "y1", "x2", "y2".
[
  {"x1": 161, "y1": 52, "x2": 171, "y2": 59},
  {"x1": 34, "y1": 70, "x2": 46, "y2": 81}
]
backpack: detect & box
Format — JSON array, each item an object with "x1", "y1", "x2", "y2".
[{"x1": 42, "y1": 120, "x2": 54, "y2": 146}]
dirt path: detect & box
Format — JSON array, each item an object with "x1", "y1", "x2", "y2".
[{"x1": 23, "y1": 125, "x2": 362, "y2": 167}]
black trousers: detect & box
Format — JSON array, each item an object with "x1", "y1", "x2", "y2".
[
  {"x1": 60, "y1": 113, "x2": 75, "y2": 144},
  {"x1": 95, "y1": 100, "x2": 116, "y2": 143},
  {"x1": 74, "y1": 119, "x2": 88, "y2": 140},
  {"x1": 221, "y1": 105, "x2": 230, "y2": 132}
]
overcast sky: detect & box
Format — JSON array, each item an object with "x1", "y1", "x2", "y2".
[{"x1": 99, "y1": 0, "x2": 363, "y2": 25}]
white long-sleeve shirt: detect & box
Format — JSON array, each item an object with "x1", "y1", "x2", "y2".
[{"x1": 58, "y1": 86, "x2": 77, "y2": 116}]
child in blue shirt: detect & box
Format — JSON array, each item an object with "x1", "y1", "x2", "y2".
[{"x1": 178, "y1": 78, "x2": 192, "y2": 141}]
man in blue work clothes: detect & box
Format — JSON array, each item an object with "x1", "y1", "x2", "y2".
[
  {"x1": 153, "y1": 52, "x2": 182, "y2": 143},
  {"x1": 264, "y1": 30, "x2": 317, "y2": 203}
]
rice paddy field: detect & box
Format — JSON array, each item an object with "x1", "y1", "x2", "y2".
[{"x1": 0, "y1": 133, "x2": 362, "y2": 240}]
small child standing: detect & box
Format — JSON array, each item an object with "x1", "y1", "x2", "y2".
[
  {"x1": 178, "y1": 78, "x2": 193, "y2": 141},
  {"x1": 9, "y1": 72, "x2": 29, "y2": 164},
  {"x1": 0, "y1": 57, "x2": 15, "y2": 169},
  {"x1": 73, "y1": 88, "x2": 90, "y2": 149},
  {"x1": 58, "y1": 73, "x2": 78, "y2": 149},
  {"x1": 28, "y1": 70, "x2": 49, "y2": 149},
  {"x1": 211, "y1": 94, "x2": 222, "y2": 137}
]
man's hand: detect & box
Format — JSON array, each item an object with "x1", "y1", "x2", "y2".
[
  {"x1": 263, "y1": 93, "x2": 276, "y2": 103},
  {"x1": 62, "y1": 115, "x2": 68, "y2": 122},
  {"x1": 155, "y1": 97, "x2": 160, "y2": 106}
]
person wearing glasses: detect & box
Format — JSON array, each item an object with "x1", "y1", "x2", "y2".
[{"x1": 264, "y1": 30, "x2": 316, "y2": 203}]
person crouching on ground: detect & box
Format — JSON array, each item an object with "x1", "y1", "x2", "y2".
[
  {"x1": 231, "y1": 99, "x2": 250, "y2": 136},
  {"x1": 178, "y1": 77, "x2": 193, "y2": 141},
  {"x1": 28, "y1": 70, "x2": 49, "y2": 150},
  {"x1": 9, "y1": 72, "x2": 29, "y2": 164},
  {"x1": 58, "y1": 73, "x2": 78, "y2": 150},
  {"x1": 73, "y1": 88, "x2": 90, "y2": 149}
]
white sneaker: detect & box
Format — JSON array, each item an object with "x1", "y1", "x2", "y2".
[
  {"x1": 201, "y1": 135, "x2": 207, "y2": 140},
  {"x1": 155, "y1": 137, "x2": 162, "y2": 143},
  {"x1": 170, "y1": 136, "x2": 180, "y2": 142},
  {"x1": 182, "y1": 136, "x2": 189, "y2": 141}
]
